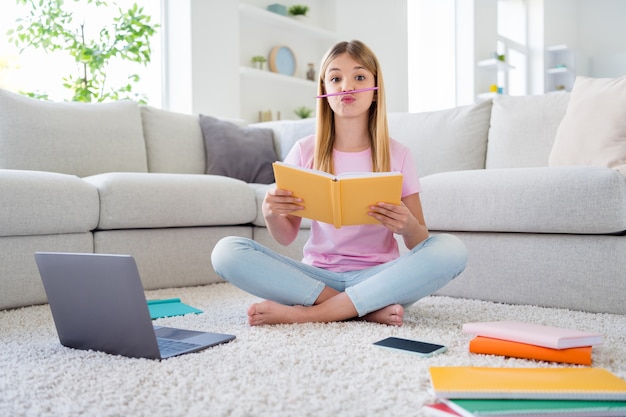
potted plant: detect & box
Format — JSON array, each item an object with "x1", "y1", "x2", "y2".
[
  {"x1": 251, "y1": 55, "x2": 267, "y2": 70},
  {"x1": 288, "y1": 5, "x2": 309, "y2": 19},
  {"x1": 294, "y1": 106, "x2": 313, "y2": 119}
]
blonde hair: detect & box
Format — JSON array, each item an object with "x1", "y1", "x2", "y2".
[{"x1": 314, "y1": 40, "x2": 391, "y2": 174}]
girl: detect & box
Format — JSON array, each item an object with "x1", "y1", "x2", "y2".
[{"x1": 211, "y1": 40, "x2": 467, "y2": 326}]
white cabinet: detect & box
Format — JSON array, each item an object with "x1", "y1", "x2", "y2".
[
  {"x1": 545, "y1": 45, "x2": 577, "y2": 93},
  {"x1": 238, "y1": 3, "x2": 336, "y2": 122}
]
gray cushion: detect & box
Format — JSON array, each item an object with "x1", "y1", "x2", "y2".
[
  {"x1": 387, "y1": 99, "x2": 492, "y2": 177},
  {"x1": 487, "y1": 93, "x2": 570, "y2": 169},
  {"x1": 199, "y1": 115, "x2": 277, "y2": 184},
  {"x1": 420, "y1": 166, "x2": 626, "y2": 234},
  {"x1": 0, "y1": 88, "x2": 147, "y2": 177},
  {"x1": 84, "y1": 172, "x2": 258, "y2": 230},
  {"x1": 141, "y1": 105, "x2": 206, "y2": 174}
]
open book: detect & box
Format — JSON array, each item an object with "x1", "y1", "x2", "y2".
[{"x1": 272, "y1": 161, "x2": 403, "y2": 228}]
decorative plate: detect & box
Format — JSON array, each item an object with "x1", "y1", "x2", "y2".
[{"x1": 269, "y1": 46, "x2": 296, "y2": 76}]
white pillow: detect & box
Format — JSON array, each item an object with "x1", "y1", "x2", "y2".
[
  {"x1": 487, "y1": 93, "x2": 570, "y2": 169},
  {"x1": 387, "y1": 99, "x2": 492, "y2": 177},
  {"x1": 549, "y1": 75, "x2": 626, "y2": 175}
]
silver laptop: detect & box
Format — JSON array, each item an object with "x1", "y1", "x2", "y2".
[{"x1": 34, "y1": 252, "x2": 235, "y2": 360}]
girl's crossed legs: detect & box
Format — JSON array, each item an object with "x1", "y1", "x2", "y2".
[{"x1": 211, "y1": 234, "x2": 467, "y2": 326}]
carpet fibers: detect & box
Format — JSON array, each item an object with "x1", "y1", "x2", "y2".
[{"x1": 1, "y1": 283, "x2": 625, "y2": 417}]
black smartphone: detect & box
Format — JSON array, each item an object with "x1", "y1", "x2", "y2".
[{"x1": 373, "y1": 337, "x2": 447, "y2": 357}]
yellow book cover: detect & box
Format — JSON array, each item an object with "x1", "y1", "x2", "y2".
[
  {"x1": 272, "y1": 161, "x2": 403, "y2": 228},
  {"x1": 429, "y1": 367, "x2": 626, "y2": 400}
]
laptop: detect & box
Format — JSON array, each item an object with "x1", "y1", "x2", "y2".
[{"x1": 34, "y1": 252, "x2": 235, "y2": 360}]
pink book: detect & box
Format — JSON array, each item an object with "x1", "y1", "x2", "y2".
[{"x1": 462, "y1": 320, "x2": 603, "y2": 349}]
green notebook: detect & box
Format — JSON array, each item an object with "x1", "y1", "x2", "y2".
[
  {"x1": 146, "y1": 298, "x2": 202, "y2": 319},
  {"x1": 443, "y1": 398, "x2": 626, "y2": 417}
]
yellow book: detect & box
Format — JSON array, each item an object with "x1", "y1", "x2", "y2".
[
  {"x1": 429, "y1": 367, "x2": 626, "y2": 400},
  {"x1": 272, "y1": 161, "x2": 403, "y2": 228}
]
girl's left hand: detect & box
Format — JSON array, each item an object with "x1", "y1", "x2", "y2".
[{"x1": 368, "y1": 201, "x2": 419, "y2": 236}]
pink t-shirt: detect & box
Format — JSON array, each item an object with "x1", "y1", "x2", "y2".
[{"x1": 283, "y1": 135, "x2": 422, "y2": 272}]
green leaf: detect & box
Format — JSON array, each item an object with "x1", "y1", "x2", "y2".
[{"x1": 8, "y1": 0, "x2": 159, "y2": 103}]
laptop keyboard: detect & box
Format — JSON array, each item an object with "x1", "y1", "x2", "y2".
[{"x1": 157, "y1": 338, "x2": 200, "y2": 357}]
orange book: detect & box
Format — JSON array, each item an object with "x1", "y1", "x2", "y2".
[
  {"x1": 462, "y1": 320, "x2": 603, "y2": 349},
  {"x1": 469, "y1": 336, "x2": 592, "y2": 365},
  {"x1": 272, "y1": 161, "x2": 402, "y2": 228}
]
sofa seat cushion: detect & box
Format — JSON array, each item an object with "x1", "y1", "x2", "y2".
[
  {"x1": 0, "y1": 89, "x2": 147, "y2": 177},
  {"x1": 84, "y1": 173, "x2": 257, "y2": 230},
  {"x1": 420, "y1": 166, "x2": 626, "y2": 234},
  {"x1": 0, "y1": 169, "x2": 99, "y2": 237}
]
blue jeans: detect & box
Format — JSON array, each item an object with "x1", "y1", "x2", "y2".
[{"x1": 211, "y1": 234, "x2": 467, "y2": 317}]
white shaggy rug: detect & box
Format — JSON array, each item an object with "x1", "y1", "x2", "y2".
[{"x1": 1, "y1": 283, "x2": 625, "y2": 417}]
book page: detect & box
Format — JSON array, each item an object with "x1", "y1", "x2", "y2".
[
  {"x1": 339, "y1": 174, "x2": 402, "y2": 226},
  {"x1": 272, "y1": 162, "x2": 335, "y2": 225}
]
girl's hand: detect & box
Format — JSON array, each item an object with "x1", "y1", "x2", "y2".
[
  {"x1": 368, "y1": 201, "x2": 418, "y2": 235},
  {"x1": 263, "y1": 188, "x2": 304, "y2": 219},
  {"x1": 369, "y1": 193, "x2": 429, "y2": 249}
]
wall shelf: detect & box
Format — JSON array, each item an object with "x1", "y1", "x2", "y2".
[
  {"x1": 546, "y1": 67, "x2": 570, "y2": 74},
  {"x1": 239, "y1": 66, "x2": 316, "y2": 88},
  {"x1": 238, "y1": 1, "x2": 336, "y2": 122},
  {"x1": 545, "y1": 45, "x2": 578, "y2": 92},
  {"x1": 477, "y1": 58, "x2": 515, "y2": 71},
  {"x1": 239, "y1": 4, "x2": 336, "y2": 42}
]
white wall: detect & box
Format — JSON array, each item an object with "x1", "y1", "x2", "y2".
[
  {"x1": 163, "y1": 0, "x2": 240, "y2": 117},
  {"x1": 335, "y1": 1, "x2": 409, "y2": 113},
  {"x1": 408, "y1": 0, "x2": 457, "y2": 112},
  {"x1": 162, "y1": 0, "x2": 625, "y2": 118},
  {"x1": 578, "y1": 0, "x2": 626, "y2": 77}
]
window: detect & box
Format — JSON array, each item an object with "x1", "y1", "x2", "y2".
[
  {"x1": 0, "y1": 1, "x2": 162, "y2": 106},
  {"x1": 497, "y1": 0, "x2": 528, "y2": 96},
  {"x1": 407, "y1": 0, "x2": 456, "y2": 112}
]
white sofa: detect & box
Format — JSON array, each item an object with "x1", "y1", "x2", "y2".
[{"x1": 1, "y1": 88, "x2": 624, "y2": 314}]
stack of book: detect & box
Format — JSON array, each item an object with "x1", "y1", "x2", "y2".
[
  {"x1": 461, "y1": 320, "x2": 604, "y2": 365},
  {"x1": 425, "y1": 366, "x2": 626, "y2": 416}
]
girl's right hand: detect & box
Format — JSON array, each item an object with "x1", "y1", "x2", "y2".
[{"x1": 262, "y1": 188, "x2": 304, "y2": 219}]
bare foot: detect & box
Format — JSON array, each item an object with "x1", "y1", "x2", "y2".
[
  {"x1": 361, "y1": 304, "x2": 404, "y2": 326},
  {"x1": 247, "y1": 300, "x2": 307, "y2": 326}
]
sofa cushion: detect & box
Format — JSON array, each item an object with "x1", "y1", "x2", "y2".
[
  {"x1": 0, "y1": 169, "x2": 100, "y2": 237},
  {"x1": 141, "y1": 106, "x2": 206, "y2": 174},
  {"x1": 0, "y1": 89, "x2": 147, "y2": 177},
  {"x1": 486, "y1": 93, "x2": 570, "y2": 169},
  {"x1": 199, "y1": 115, "x2": 277, "y2": 184},
  {"x1": 387, "y1": 99, "x2": 492, "y2": 177},
  {"x1": 549, "y1": 76, "x2": 626, "y2": 175},
  {"x1": 249, "y1": 118, "x2": 316, "y2": 161},
  {"x1": 420, "y1": 166, "x2": 626, "y2": 234},
  {"x1": 84, "y1": 173, "x2": 257, "y2": 230}
]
